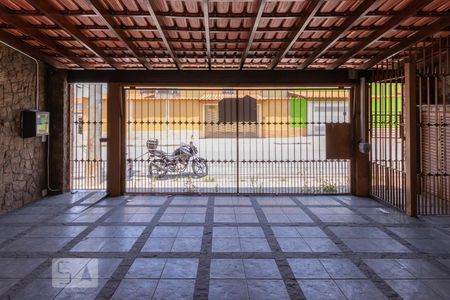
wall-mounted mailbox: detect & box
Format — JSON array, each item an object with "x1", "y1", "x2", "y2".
[
  {"x1": 21, "y1": 110, "x2": 50, "y2": 138},
  {"x1": 326, "y1": 123, "x2": 352, "y2": 159}
]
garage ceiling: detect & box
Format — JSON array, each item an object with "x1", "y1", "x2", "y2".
[{"x1": 0, "y1": 0, "x2": 448, "y2": 70}]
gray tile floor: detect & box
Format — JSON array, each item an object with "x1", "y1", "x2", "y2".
[{"x1": 1, "y1": 193, "x2": 450, "y2": 299}]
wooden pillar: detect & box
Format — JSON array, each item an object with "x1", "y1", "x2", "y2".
[
  {"x1": 107, "y1": 83, "x2": 124, "y2": 196},
  {"x1": 404, "y1": 62, "x2": 418, "y2": 217},
  {"x1": 351, "y1": 79, "x2": 370, "y2": 196}
]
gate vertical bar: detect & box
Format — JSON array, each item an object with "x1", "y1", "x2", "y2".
[
  {"x1": 107, "y1": 83, "x2": 124, "y2": 196},
  {"x1": 405, "y1": 61, "x2": 418, "y2": 217},
  {"x1": 236, "y1": 89, "x2": 240, "y2": 194}
]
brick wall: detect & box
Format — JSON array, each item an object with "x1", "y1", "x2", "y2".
[{"x1": 0, "y1": 44, "x2": 47, "y2": 212}]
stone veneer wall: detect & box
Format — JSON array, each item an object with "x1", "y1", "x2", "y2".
[{"x1": 0, "y1": 44, "x2": 47, "y2": 212}]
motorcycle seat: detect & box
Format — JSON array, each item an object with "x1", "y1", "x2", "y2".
[{"x1": 151, "y1": 150, "x2": 180, "y2": 159}]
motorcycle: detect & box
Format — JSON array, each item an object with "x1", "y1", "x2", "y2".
[{"x1": 147, "y1": 138, "x2": 208, "y2": 178}]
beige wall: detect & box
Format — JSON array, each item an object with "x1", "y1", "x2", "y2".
[{"x1": 123, "y1": 97, "x2": 307, "y2": 137}]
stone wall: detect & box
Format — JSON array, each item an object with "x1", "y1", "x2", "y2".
[
  {"x1": 0, "y1": 44, "x2": 47, "y2": 212},
  {"x1": 47, "y1": 69, "x2": 70, "y2": 193}
]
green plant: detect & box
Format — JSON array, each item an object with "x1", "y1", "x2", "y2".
[
  {"x1": 203, "y1": 176, "x2": 216, "y2": 183},
  {"x1": 184, "y1": 177, "x2": 197, "y2": 193},
  {"x1": 249, "y1": 176, "x2": 264, "y2": 193},
  {"x1": 320, "y1": 180, "x2": 337, "y2": 193}
]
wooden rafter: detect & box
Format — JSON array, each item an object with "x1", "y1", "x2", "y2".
[
  {"x1": 240, "y1": 0, "x2": 266, "y2": 70},
  {"x1": 14, "y1": 35, "x2": 422, "y2": 45},
  {"x1": 0, "y1": 29, "x2": 66, "y2": 69},
  {"x1": 0, "y1": 5, "x2": 90, "y2": 69},
  {"x1": 202, "y1": 0, "x2": 211, "y2": 69},
  {"x1": 8, "y1": 9, "x2": 449, "y2": 19},
  {"x1": 0, "y1": 22, "x2": 441, "y2": 34},
  {"x1": 85, "y1": 0, "x2": 153, "y2": 69},
  {"x1": 30, "y1": 1, "x2": 120, "y2": 69},
  {"x1": 328, "y1": 0, "x2": 435, "y2": 69},
  {"x1": 298, "y1": 0, "x2": 380, "y2": 69},
  {"x1": 142, "y1": 0, "x2": 181, "y2": 70},
  {"x1": 359, "y1": 16, "x2": 450, "y2": 70},
  {"x1": 269, "y1": 0, "x2": 324, "y2": 69}
]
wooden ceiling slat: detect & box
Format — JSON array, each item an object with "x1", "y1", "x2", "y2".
[
  {"x1": 202, "y1": 0, "x2": 211, "y2": 69},
  {"x1": 360, "y1": 16, "x2": 450, "y2": 70},
  {"x1": 142, "y1": 0, "x2": 181, "y2": 70},
  {"x1": 16, "y1": 35, "x2": 417, "y2": 44},
  {"x1": 9, "y1": 9, "x2": 449, "y2": 19},
  {"x1": 269, "y1": 0, "x2": 325, "y2": 69},
  {"x1": 298, "y1": 0, "x2": 381, "y2": 70},
  {"x1": 0, "y1": 0, "x2": 448, "y2": 70},
  {"x1": 239, "y1": 0, "x2": 266, "y2": 70},
  {"x1": 0, "y1": 29, "x2": 66, "y2": 69},
  {"x1": 85, "y1": 0, "x2": 153, "y2": 70},
  {"x1": 328, "y1": 0, "x2": 436, "y2": 70},
  {"x1": 30, "y1": 1, "x2": 120, "y2": 70},
  {"x1": 1, "y1": 23, "x2": 442, "y2": 34},
  {"x1": 0, "y1": 5, "x2": 90, "y2": 69}
]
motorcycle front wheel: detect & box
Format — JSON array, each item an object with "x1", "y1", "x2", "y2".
[
  {"x1": 148, "y1": 159, "x2": 168, "y2": 178},
  {"x1": 192, "y1": 158, "x2": 208, "y2": 178}
]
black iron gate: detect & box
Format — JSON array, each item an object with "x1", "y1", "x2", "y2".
[
  {"x1": 124, "y1": 88, "x2": 351, "y2": 194},
  {"x1": 70, "y1": 83, "x2": 107, "y2": 190}
]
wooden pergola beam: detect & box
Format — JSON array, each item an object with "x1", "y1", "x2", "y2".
[
  {"x1": 9, "y1": 9, "x2": 448, "y2": 19},
  {"x1": 299, "y1": 0, "x2": 380, "y2": 69},
  {"x1": 142, "y1": 0, "x2": 181, "y2": 70},
  {"x1": 15, "y1": 35, "x2": 420, "y2": 45},
  {"x1": 85, "y1": 0, "x2": 153, "y2": 70},
  {"x1": 329, "y1": 0, "x2": 434, "y2": 69},
  {"x1": 202, "y1": 0, "x2": 211, "y2": 69},
  {"x1": 0, "y1": 5, "x2": 90, "y2": 69},
  {"x1": 30, "y1": 1, "x2": 120, "y2": 70},
  {"x1": 0, "y1": 29, "x2": 66, "y2": 69},
  {"x1": 404, "y1": 61, "x2": 418, "y2": 217},
  {"x1": 0, "y1": 22, "x2": 442, "y2": 34},
  {"x1": 359, "y1": 16, "x2": 450, "y2": 69},
  {"x1": 269, "y1": 0, "x2": 324, "y2": 69},
  {"x1": 240, "y1": 0, "x2": 266, "y2": 70},
  {"x1": 67, "y1": 69, "x2": 362, "y2": 85}
]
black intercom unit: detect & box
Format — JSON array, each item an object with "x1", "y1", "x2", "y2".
[{"x1": 21, "y1": 110, "x2": 50, "y2": 138}]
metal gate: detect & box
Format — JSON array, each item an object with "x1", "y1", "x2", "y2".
[
  {"x1": 70, "y1": 83, "x2": 107, "y2": 190},
  {"x1": 368, "y1": 36, "x2": 450, "y2": 214},
  {"x1": 124, "y1": 88, "x2": 350, "y2": 194},
  {"x1": 417, "y1": 37, "x2": 450, "y2": 214},
  {"x1": 369, "y1": 62, "x2": 406, "y2": 210}
]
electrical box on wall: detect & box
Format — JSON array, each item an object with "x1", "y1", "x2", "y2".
[{"x1": 21, "y1": 110, "x2": 50, "y2": 138}]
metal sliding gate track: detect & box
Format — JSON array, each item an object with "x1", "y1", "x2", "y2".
[{"x1": 124, "y1": 88, "x2": 351, "y2": 194}]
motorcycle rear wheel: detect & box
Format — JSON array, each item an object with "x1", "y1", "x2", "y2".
[
  {"x1": 148, "y1": 159, "x2": 168, "y2": 178},
  {"x1": 192, "y1": 158, "x2": 208, "y2": 178}
]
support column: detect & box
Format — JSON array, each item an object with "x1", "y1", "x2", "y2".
[
  {"x1": 351, "y1": 79, "x2": 370, "y2": 196},
  {"x1": 404, "y1": 62, "x2": 418, "y2": 217},
  {"x1": 107, "y1": 83, "x2": 124, "y2": 196},
  {"x1": 47, "y1": 68, "x2": 70, "y2": 193}
]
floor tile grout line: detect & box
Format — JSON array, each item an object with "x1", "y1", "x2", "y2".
[
  {"x1": 291, "y1": 196, "x2": 403, "y2": 300},
  {"x1": 95, "y1": 195, "x2": 175, "y2": 299},
  {"x1": 331, "y1": 196, "x2": 426, "y2": 252},
  {"x1": 0, "y1": 251, "x2": 445, "y2": 260},
  {"x1": 250, "y1": 196, "x2": 306, "y2": 300},
  {"x1": 0, "y1": 192, "x2": 112, "y2": 299},
  {"x1": 3, "y1": 194, "x2": 450, "y2": 299},
  {"x1": 0, "y1": 191, "x2": 95, "y2": 240},
  {"x1": 331, "y1": 195, "x2": 450, "y2": 277},
  {"x1": 193, "y1": 195, "x2": 214, "y2": 300}
]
